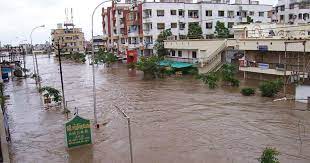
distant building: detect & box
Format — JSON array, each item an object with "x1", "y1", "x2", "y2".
[
  {"x1": 273, "y1": 0, "x2": 310, "y2": 24},
  {"x1": 91, "y1": 35, "x2": 106, "y2": 52},
  {"x1": 51, "y1": 23, "x2": 85, "y2": 55},
  {"x1": 233, "y1": 23, "x2": 310, "y2": 39},
  {"x1": 102, "y1": 0, "x2": 272, "y2": 57}
]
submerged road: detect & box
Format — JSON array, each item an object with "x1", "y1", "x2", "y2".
[{"x1": 5, "y1": 55, "x2": 310, "y2": 163}]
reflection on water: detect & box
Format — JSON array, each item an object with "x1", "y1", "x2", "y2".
[{"x1": 5, "y1": 55, "x2": 310, "y2": 163}]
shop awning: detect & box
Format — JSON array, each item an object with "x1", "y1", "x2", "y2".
[{"x1": 159, "y1": 60, "x2": 193, "y2": 68}]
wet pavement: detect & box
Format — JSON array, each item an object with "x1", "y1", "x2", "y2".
[{"x1": 5, "y1": 55, "x2": 310, "y2": 163}]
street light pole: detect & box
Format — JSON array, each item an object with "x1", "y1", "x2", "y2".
[
  {"x1": 91, "y1": 0, "x2": 117, "y2": 128},
  {"x1": 52, "y1": 39, "x2": 67, "y2": 113},
  {"x1": 30, "y1": 25, "x2": 45, "y2": 89}
]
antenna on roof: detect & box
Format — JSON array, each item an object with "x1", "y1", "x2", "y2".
[{"x1": 71, "y1": 8, "x2": 74, "y2": 24}]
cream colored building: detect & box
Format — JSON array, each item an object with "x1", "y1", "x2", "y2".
[
  {"x1": 164, "y1": 23, "x2": 310, "y2": 81},
  {"x1": 51, "y1": 23, "x2": 85, "y2": 55}
]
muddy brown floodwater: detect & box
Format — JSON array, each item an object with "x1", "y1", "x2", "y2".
[{"x1": 5, "y1": 55, "x2": 310, "y2": 163}]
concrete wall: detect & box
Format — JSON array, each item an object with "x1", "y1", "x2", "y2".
[
  {"x1": 164, "y1": 39, "x2": 226, "y2": 59},
  {"x1": 227, "y1": 39, "x2": 310, "y2": 52}
]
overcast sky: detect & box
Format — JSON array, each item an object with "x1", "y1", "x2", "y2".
[{"x1": 0, "y1": 0, "x2": 277, "y2": 46}]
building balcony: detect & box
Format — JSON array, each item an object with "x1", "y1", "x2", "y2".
[{"x1": 165, "y1": 56, "x2": 199, "y2": 64}]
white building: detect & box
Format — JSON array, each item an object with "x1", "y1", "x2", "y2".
[
  {"x1": 274, "y1": 0, "x2": 310, "y2": 24},
  {"x1": 102, "y1": 0, "x2": 273, "y2": 56}
]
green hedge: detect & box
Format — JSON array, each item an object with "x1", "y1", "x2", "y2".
[{"x1": 241, "y1": 87, "x2": 255, "y2": 96}]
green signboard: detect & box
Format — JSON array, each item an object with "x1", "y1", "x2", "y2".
[{"x1": 65, "y1": 115, "x2": 92, "y2": 148}]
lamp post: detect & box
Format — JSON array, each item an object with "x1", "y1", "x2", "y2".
[
  {"x1": 91, "y1": 0, "x2": 119, "y2": 128},
  {"x1": 30, "y1": 25, "x2": 45, "y2": 89},
  {"x1": 18, "y1": 39, "x2": 28, "y2": 73},
  {"x1": 51, "y1": 38, "x2": 67, "y2": 113}
]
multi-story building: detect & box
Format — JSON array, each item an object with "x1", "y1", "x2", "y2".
[
  {"x1": 102, "y1": 0, "x2": 273, "y2": 57},
  {"x1": 164, "y1": 23, "x2": 310, "y2": 81},
  {"x1": 51, "y1": 23, "x2": 85, "y2": 55},
  {"x1": 274, "y1": 0, "x2": 310, "y2": 24}
]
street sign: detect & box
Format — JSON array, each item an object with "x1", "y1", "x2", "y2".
[{"x1": 65, "y1": 115, "x2": 92, "y2": 148}]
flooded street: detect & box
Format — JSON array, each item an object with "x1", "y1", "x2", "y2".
[{"x1": 5, "y1": 55, "x2": 310, "y2": 163}]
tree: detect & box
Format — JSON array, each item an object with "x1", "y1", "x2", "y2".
[
  {"x1": 220, "y1": 64, "x2": 240, "y2": 87},
  {"x1": 258, "y1": 147, "x2": 280, "y2": 163},
  {"x1": 136, "y1": 56, "x2": 162, "y2": 79},
  {"x1": 259, "y1": 79, "x2": 283, "y2": 97},
  {"x1": 214, "y1": 21, "x2": 229, "y2": 38},
  {"x1": 154, "y1": 29, "x2": 172, "y2": 57},
  {"x1": 187, "y1": 22, "x2": 203, "y2": 39},
  {"x1": 39, "y1": 86, "x2": 62, "y2": 103},
  {"x1": 94, "y1": 48, "x2": 118, "y2": 67},
  {"x1": 198, "y1": 72, "x2": 219, "y2": 89},
  {"x1": 247, "y1": 16, "x2": 254, "y2": 24}
]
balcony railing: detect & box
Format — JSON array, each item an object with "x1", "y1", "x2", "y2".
[{"x1": 165, "y1": 56, "x2": 199, "y2": 64}]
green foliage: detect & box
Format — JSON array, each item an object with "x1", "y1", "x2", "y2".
[
  {"x1": 136, "y1": 56, "x2": 162, "y2": 79},
  {"x1": 127, "y1": 62, "x2": 136, "y2": 69},
  {"x1": 220, "y1": 64, "x2": 240, "y2": 87},
  {"x1": 247, "y1": 16, "x2": 254, "y2": 24},
  {"x1": 39, "y1": 86, "x2": 62, "y2": 103},
  {"x1": 259, "y1": 79, "x2": 284, "y2": 97},
  {"x1": 187, "y1": 22, "x2": 203, "y2": 39},
  {"x1": 94, "y1": 49, "x2": 118, "y2": 66},
  {"x1": 199, "y1": 72, "x2": 219, "y2": 89},
  {"x1": 214, "y1": 21, "x2": 229, "y2": 38},
  {"x1": 241, "y1": 87, "x2": 255, "y2": 96},
  {"x1": 258, "y1": 147, "x2": 280, "y2": 163},
  {"x1": 154, "y1": 29, "x2": 172, "y2": 57},
  {"x1": 65, "y1": 53, "x2": 86, "y2": 63}
]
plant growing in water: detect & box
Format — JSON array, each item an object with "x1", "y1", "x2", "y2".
[
  {"x1": 65, "y1": 52, "x2": 86, "y2": 63},
  {"x1": 136, "y1": 56, "x2": 162, "y2": 79},
  {"x1": 198, "y1": 72, "x2": 219, "y2": 89},
  {"x1": 39, "y1": 86, "x2": 62, "y2": 103},
  {"x1": 241, "y1": 87, "x2": 255, "y2": 96},
  {"x1": 259, "y1": 79, "x2": 283, "y2": 97},
  {"x1": 94, "y1": 49, "x2": 118, "y2": 67},
  {"x1": 220, "y1": 64, "x2": 240, "y2": 87},
  {"x1": 258, "y1": 147, "x2": 280, "y2": 163}
]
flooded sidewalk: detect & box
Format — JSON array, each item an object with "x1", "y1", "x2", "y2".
[{"x1": 5, "y1": 55, "x2": 310, "y2": 163}]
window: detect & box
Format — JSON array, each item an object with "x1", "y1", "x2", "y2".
[
  {"x1": 192, "y1": 51, "x2": 197, "y2": 58},
  {"x1": 179, "y1": 22, "x2": 186, "y2": 30},
  {"x1": 121, "y1": 38, "x2": 125, "y2": 44},
  {"x1": 228, "y1": 11, "x2": 234, "y2": 18},
  {"x1": 237, "y1": 11, "x2": 240, "y2": 16},
  {"x1": 120, "y1": 28, "x2": 125, "y2": 34},
  {"x1": 170, "y1": 10, "x2": 177, "y2": 15},
  {"x1": 289, "y1": 14, "x2": 294, "y2": 20},
  {"x1": 206, "y1": 22, "x2": 212, "y2": 29},
  {"x1": 218, "y1": 11, "x2": 225, "y2": 17},
  {"x1": 206, "y1": 10, "x2": 212, "y2": 16},
  {"x1": 289, "y1": 4, "x2": 294, "y2": 9},
  {"x1": 171, "y1": 23, "x2": 177, "y2": 28},
  {"x1": 178, "y1": 51, "x2": 182, "y2": 57},
  {"x1": 157, "y1": 23, "x2": 165, "y2": 29},
  {"x1": 249, "y1": 11, "x2": 254, "y2": 16},
  {"x1": 228, "y1": 22, "x2": 234, "y2": 28},
  {"x1": 304, "y1": 13, "x2": 310, "y2": 20},
  {"x1": 188, "y1": 10, "x2": 199, "y2": 18},
  {"x1": 171, "y1": 50, "x2": 175, "y2": 56},
  {"x1": 178, "y1": 9, "x2": 184, "y2": 17},
  {"x1": 280, "y1": 5, "x2": 285, "y2": 11},
  {"x1": 259, "y1": 12, "x2": 264, "y2": 17},
  {"x1": 117, "y1": 9, "x2": 122, "y2": 15},
  {"x1": 299, "y1": 13, "x2": 303, "y2": 19},
  {"x1": 157, "y1": 10, "x2": 164, "y2": 16},
  {"x1": 145, "y1": 36, "x2": 153, "y2": 44},
  {"x1": 144, "y1": 9, "x2": 152, "y2": 18},
  {"x1": 280, "y1": 15, "x2": 284, "y2": 21}
]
